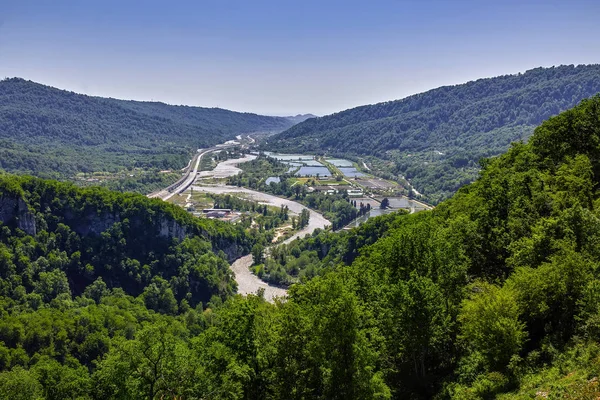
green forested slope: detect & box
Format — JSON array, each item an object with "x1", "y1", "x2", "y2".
[
  {"x1": 0, "y1": 175, "x2": 255, "y2": 307},
  {"x1": 266, "y1": 64, "x2": 600, "y2": 202},
  {"x1": 0, "y1": 78, "x2": 293, "y2": 178},
  {"x1": 2, "y1": 97, "x2": 600, "y2": 398}
]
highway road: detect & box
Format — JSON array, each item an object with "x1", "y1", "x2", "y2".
[
  {"x1": 147, "y1": 144, "x2": 237, "y2": 201},
  {"x1": 147, "y1": 136, "x2": 259, "y2": 201},
  {"x1": 148, "y1": 136, "x2": 330, "y2": 302}
]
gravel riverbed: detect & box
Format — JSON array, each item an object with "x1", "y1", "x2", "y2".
[{"x1": 191, "y1": 184, "x2": 331, "y2": 302}]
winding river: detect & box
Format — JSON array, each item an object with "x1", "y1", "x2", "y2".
[
  {"x1": 152, "y1": 139, "x2": 331, "y2": 302},
  {"x1": 188, "y1": 144, "x2": 331, "y2": 301},
  {"x1": 191, "y1": 184, "x2": 330, "y2": 302}
]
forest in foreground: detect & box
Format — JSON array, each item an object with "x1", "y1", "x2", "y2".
[{"x1": 1, "y1": 96, "x2": 600, "y2": 398}]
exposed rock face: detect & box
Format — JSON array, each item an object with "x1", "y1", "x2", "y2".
[
  {"x1": 0, "y1": 195, "x2": 37, "y2": 236},
  {"x1": 69, "y1": 212, "x2": 121, "y2": 237},
  {"x1": 219, "y1": 242, "x2": 245, "y2": 262},
  {"x1": 0, "y1": 196, "x2": 18, "y2": 226},
  {"x1": 16, "y1": 198, "x2": 37, "y2": 236},
  {"x1": 0, "y1": 193, "x2": 190, "y2": 243},
  {"x1": 158, "y1": 216, "x2": 186, "y2": 241}
]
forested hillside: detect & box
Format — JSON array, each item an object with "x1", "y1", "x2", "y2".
[
  {"x1": 284, "y1": 113, "x2": 318, "y2": 124},
  {"x1": 0, "y1": 78, "x2": 293, "y2": 178},
  {"x1": 266, "y1": 64, "x2": 600, "y2": 202},
  {"x1": 2, "y1": 97, "x2": 600, "y2": 398},
  {"x1": 0, "y1": 175, "x2": 256, "y2": 307}
]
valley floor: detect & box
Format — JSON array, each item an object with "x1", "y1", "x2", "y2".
[
  {"x1": 189, "y1": 184, "x2": 331, "y2": 301},
  {"x1": 150, "y1": 139, "x2": 331, "y2": 301}
]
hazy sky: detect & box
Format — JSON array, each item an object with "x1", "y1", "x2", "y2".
[{"x1": 1, "y1": 0, "x2": 599, "y2": 115}]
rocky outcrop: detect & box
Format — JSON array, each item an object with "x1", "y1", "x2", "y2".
[
  {"x1": 0, "y1": 195, "x2": 37, "y2": 236},
  {"x1": 68, "y1": 212, "x2": 121, "y2": 237},
  {"x1": 216, "y1": 241, "x2": 246, "y2": 262},
  {"x1": 0, "y1": 196, "x2": 18, "y2": 226},
  {"x1": 158, "y1": 216, "x2": 187, "y2": 241},
  {"x1": 0, "y1": 193, "x2": 191, "y2": 243},
  {"x1": 69, "y1": 211, "x2": 187, "y2": 242},
  {"x1": 16, "y1": 198, "x2": 36, "y2": 236}
]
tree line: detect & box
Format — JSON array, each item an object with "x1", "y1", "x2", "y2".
[
  {"x1": 2, "y1": 96, "x2": 600, "y2": 397},
  {"x1": 0, "y1": 78, "x2": 292, "y2": 179},
  {"x1": 265, "y1": 64, "x2": 600, "y2": 203}
]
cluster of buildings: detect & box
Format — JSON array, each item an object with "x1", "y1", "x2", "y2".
[
  {"x1": 199, "y1": 208, "x2": 242, "y2": 223},
  {"x1": 309, "y1": 184, "x2": 364, "y2": 197}
]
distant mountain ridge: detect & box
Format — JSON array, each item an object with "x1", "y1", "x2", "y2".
[
  {"x1": 265, "y1": 64, "x2": 600, "y2": 201},
  {"x1": 0, "y1": 78, "x2": 294, "y2": 177},
  {"x1": 284, "y1": 114, "x2": 318, "y2": 124}
]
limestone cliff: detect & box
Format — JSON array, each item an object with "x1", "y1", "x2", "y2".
[
  {"x1": 0, "y1": 193, "x2": 190, "y2": 243},
  {"x1": 0, "y1": 195, "x2": 36, "y2": 235},
  {"x1": 0, "y1": 190, "x2": 247, "y2": 263}
]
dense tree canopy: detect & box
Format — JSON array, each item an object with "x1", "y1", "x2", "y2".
[
  {"x1": 2, "y1": 96, "x2": 600, "y2": 398},
  {"x1": 0, "y1": 175, "x2": 255, "y2": 306},
  {"x1": 0, "y1": 78, "x2": 293, "y2": 178}
]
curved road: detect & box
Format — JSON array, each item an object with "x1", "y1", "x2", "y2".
[
  {"x1": 148, "y1": 147, "x2": 210, "y2": 201},
  {"x1": 191, "y1": 184, "x2": 330, "y2": 301},
  {"x1": 148, "y1": 136, "x2": 330, "y2": 302},
  {"x1": 148, "y1": 144, "x2": 238, "y2": 201}
]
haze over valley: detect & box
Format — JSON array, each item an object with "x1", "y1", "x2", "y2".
[{"x1": 1, "y1": 1, "x2": 600, "y2": 399}]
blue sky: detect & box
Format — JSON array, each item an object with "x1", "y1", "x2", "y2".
[{"x1": 1, "y1": 0, "x2": 599, "y2": 115}]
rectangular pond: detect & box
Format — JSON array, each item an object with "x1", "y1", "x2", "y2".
[
  {"x1": 264, "y1": 152, "x2": 315, "y2": 161},
  {"x1": 326, "y1": 158, "x2": 355, "y2": 167},
  {"x1": 344, "y1": 208, "x2": 395, "y2": 229},
  {"x1": 386, "y1": 197, "x2": 428, "y2": 210},
  {"x1": 300, "y1": 160, "x2": 324, "y2": 166},
  {"x1": 339, "y1": 167, "x2": 365, "y2": 178},
  {"x1": 343, "y1": 197, "x2": 430, "y2": 229},
  {"x1": 295, "y1": 166, "x2": 332, "y2": 177}
]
